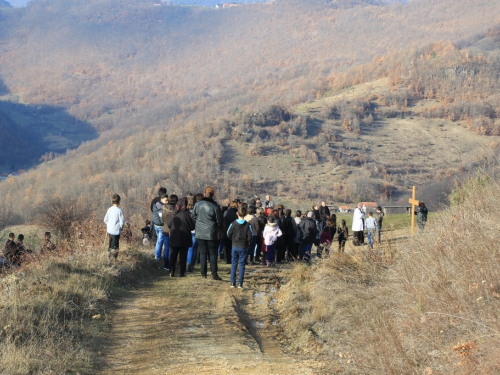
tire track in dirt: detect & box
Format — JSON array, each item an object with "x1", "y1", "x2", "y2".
[{"x1": 96, "y1": 257, "x2": 315, "y2": 375}]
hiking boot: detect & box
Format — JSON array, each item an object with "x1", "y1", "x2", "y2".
[
  {"x1": 211, "y1": 273, "x2": 222, "y2": 281},
  {"x1": 230, "y1": 283, "x2": 236, "y2": 288},
  {"x1": 201, "y1": 274, "x2": 207, "y2": 279},
  {"x1": 237, "y1": 284, "x2": 243, "y2": 289}
]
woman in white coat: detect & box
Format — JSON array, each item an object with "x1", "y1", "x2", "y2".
[{"x1": 352, "y1": 202, "x2": 365, "y2": 245}]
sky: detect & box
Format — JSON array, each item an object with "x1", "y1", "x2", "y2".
[{"x1": 8, "y1": 0, "x2": 29, "y2": 6}]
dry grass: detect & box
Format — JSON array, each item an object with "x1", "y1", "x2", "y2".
[
  {"x1": 0, "y1": 219, "x2": 146, "y2": 374},
  {"x1": 278, "y1": 178, "x2": 500, "y2": 374}
]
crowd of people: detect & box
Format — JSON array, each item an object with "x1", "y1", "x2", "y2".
[{"x1": 140, "y1": 186, "x2": 391, "y2": 289}]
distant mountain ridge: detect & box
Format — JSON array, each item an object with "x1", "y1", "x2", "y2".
[{"x1": 0, "y1": 0, "x2": 11, "y2": 7}]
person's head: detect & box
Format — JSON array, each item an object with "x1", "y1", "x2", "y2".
[
  {"x1": 419, "y1": 202, "x2": 425, "y2": 207},
  {"x1": 368, "y1": 211, "x2": 373, "y2": 217},
  {"x1": 277, "y1": 204, "x2": 284, "y2": 210},
  {"x1": 176, "y1": 197, "x2": 187, "y2": 211},
  {"x1": 112, "y1": 194, "x2": 121, "y2": 206},
  {"x1": 277, "y1": 207, "x2": 284, "y2": 218},
  {"x1": 295, "y1": 210, "x2": 302, "y2": 218},
  {"x1": 256, "y1": 201, "x2": 262, "y2": 208},
  {"x1": 160, "y1": 194, "x2": 168, "y2": 204},
  {"x1": 8, "y1": 232, "x2": 14, "y2": 240},
  {"x1": 265, "y1": 195, "x2": 270, "y2": 201},
  {"x1": 271, "y1": 209, "x2": 279, "y2": 217},
  {"x1": 358, "y1": 202, "x2": 363, "y2": 209},
  {"x1": 237, "y1": 205, "x2": 247, "y2": 218},
  {"x1": 313, "y1": 204, "x2": 319, "y2": 210},
  {"x1": 158, "y1": 187, "x2": 167, "y2": 196},
  {"x1": 321, "y1": 201, "x2": 326, "y2": 207},
  {"x1": 285, "y1": 208, "x2": 291, "y2": 217},
  {"x1": 187, "y1": 193, "x2": 195, "y2": 210},
  {"x1": 327, "y1": 217, "x2": 336, "y2": 226},
  {"x1": 169, "y1": 194, "x2": 178, "y2": 206},
  {"x1": 204, "y1": 186, "x2": 215, "y2": 198},
  {"x1": 195, "y1": 193, "x2": 203, "y2": 202},
  {"x1": 248, "y1": 205, "x2": 256, "y2": 215},
  {"x1": 341, "y1": 219, "x2": 346, "y2": 228},
  {"x1": 250, "y1": 199, "x2": 256, "y2": 206},
  {"x1": 267, "y1": 216, "x2": 275, "y2": 224},
  {"x1": 377, "y1": 206, "x2": 382, "y2": 212},
  {"x1": 229, "y1": 200, "x2": 238, "y2": 209},
  {"x1": 256, "y1": 207, "x2": 264, "y2": 216},
  {"x1": 17, "y1": 234, "x2": 24, "y2": 242},
  {"x1": 145, "y1": 220, "x2": 151, "y2": 226},
  {"x1": 255, "y1": 197, "x2": 261, "y2": 204},
  {"x1": 44, "y1": 231, "x2": 51, "y2": 239},
  {"x1": 307, "y1": 211, "x2": 314, "y2": 218}
]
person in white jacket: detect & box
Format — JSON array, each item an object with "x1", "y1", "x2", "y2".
[
  {"x1": 263, "y1": 216, "x2": 282, "y2": 266},
  {"x1": 351, "y1": 202, "x2": 365, "y2": 245},
  {"x1": 104, "y1": 194, "x2": 125, "y2": 260}
]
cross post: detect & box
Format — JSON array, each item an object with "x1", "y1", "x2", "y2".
[{"x1": 408, "y1": 186, "x2": 419, "y2": 236}]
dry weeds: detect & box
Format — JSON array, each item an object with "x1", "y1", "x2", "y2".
[
  {"x1": 278, "y1": 178, "x2": 500, "y2": 373},
  {"x1": 0, "y1": 219, "x2": 145, "y2": 374}
]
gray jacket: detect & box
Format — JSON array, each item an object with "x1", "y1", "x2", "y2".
[{"x1": 192, "y1": 197, "x2": 223, "y2": 240}]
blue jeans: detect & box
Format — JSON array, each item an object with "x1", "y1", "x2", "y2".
[
  {"x1": 266, "y1": 243, "x2": 276, "y2": 264},
  {"x1": 162, "y1": 235, "x2": 170, "y2": 269},
  {"x1": 299, "y1": 243, "x2": 312, "y2": 262},
  {"x1": 367, "y1": 228, "x2": 375, "y2": 249},
  {"x1": 154, "y1": 225, "x2": 164, "y2": 260},
  {"x1": 187, "y1": 233, "x2": 197, "y2": 265},
  {"x1": 231, "y1": 246, "x2": 248, "y2": 285}
]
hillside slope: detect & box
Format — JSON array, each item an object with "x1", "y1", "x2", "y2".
[{"x1": 1, "y1": 0, "x2": 500, "y2": 220}]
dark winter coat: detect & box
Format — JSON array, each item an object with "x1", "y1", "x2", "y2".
[
  {"x1": 319, "y1": 206, "x2": 331, "y2": 220},
  {"x1": 223, "y1": 207, "x2": 238, "y2": 238},
  {"x1": 298, "y1": 217, "x2": 318, "y2": 245},
  {"x1": 281, "y1": 215, "x2": 296, "y2": 239},
  {"x1": 167, "y1": 208, "x2": 195, "y2": 248},
  {"x1": 227, "y1": 219, "x2": 253, "y2": 249},
  {"x1": 250, "y1": 215, "x2": 267, "y2": 239},
  {"x1": 192, "y1": 197, "x2": 223, "y2": 241}
]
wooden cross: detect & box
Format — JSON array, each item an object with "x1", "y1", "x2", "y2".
[{"x1": 408, "y1": 186, "x2": 419, "y2": 236}]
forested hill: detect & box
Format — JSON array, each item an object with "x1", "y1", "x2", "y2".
[{"x1": 1, "y1": 0, "x2": 500, "y2": 222}]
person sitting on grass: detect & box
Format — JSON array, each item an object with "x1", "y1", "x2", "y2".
[
  {"x1": 41, "y1": 232, "x2": 57, "y2": 252},
  {"x1": 104, "y1": 194, "x2": 125, "y2": 260},
  {"x1": 227, "y1": 205, "x2": 253, "y2": 288}
]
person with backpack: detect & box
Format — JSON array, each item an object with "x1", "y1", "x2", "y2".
[
  {"x1": 297, "y1": 211, "x2": 318, "y2": 263},
  {"x1": 227, "y1": 206, "x2": 253, "y2": 288}
]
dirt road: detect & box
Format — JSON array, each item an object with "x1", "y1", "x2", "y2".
[{"x1": 96, "y1": 257, "x2": 319, "y2": 375}]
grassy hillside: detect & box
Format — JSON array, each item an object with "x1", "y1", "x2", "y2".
[{"x1": 1, "y1": 0, "x2": 500, "y2": 221}]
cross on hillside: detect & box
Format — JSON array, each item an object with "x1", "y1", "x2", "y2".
[{"x1": 409, "y1": 186, "x2": 419, "y2": 236}]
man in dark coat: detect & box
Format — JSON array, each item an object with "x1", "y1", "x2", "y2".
[
  {"x1": 223, "y1": 201, "x2": 238, "y2": 264},
  {"x1": 319, "y1": 201, "x2": 331, "y2": 232},
  {"x1": 167, "y1": 197, "x2": 195, "y2": 277},
  {"x1": 192, "y1": 186, "x2": 223, "y2": 280},
  {"x1": 297, "y1": 212, "x2": 318, "y2": 263}
]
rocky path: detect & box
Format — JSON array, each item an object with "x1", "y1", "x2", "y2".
[{"x1": 96, "y1": 258, "x2": 317, "y2": 375}]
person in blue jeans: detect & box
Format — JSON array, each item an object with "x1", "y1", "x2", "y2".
[
  {"x1": 365, "y1": 211, "x2": 377, "y2": 249},
  {"x1": 227, "y1": 205, "x2": 253, "y2": 289},
  {"x1": 152, "y1": 193, "x2": 167, "y2": 260}
]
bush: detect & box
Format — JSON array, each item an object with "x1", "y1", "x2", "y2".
[{"x1": 34, "y1": 198, "x2": 93, "y2": 240}]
